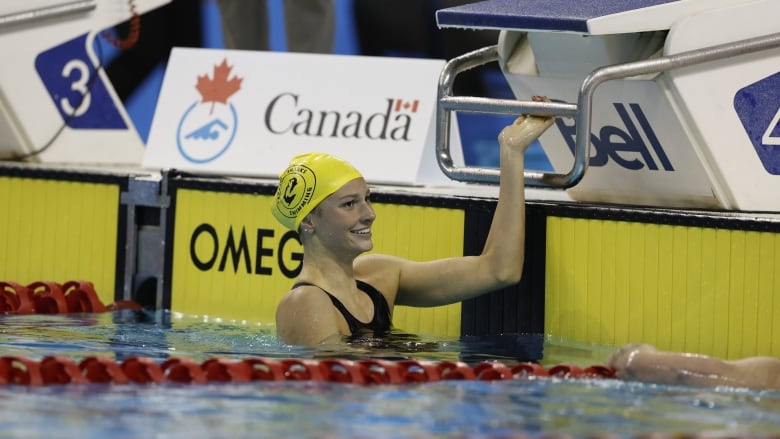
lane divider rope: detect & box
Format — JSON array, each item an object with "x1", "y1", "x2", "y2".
[
  {"x1": 0, "y1": 281, "x2": 615, "y2": 385},
  {"x1": 0, "y1": 355, "x2": 616, "y2": 386},
  {"x1": 0, "y1": 280, "x2": 140, "y2": 314}
]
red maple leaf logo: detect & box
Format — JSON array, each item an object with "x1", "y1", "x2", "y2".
[{"x1": 195, "y1": 58, "x2": 242, "y2": 114}]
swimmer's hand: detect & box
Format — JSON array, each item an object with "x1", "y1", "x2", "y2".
[{"x1": 498, "y1": 95, "x2": 556, "y2": 152}]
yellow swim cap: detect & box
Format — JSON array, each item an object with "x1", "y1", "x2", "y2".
[{"x1": 271, "y1": 152, "x2": 363, "y2": 230}]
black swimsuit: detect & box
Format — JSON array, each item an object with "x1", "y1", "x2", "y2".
[{"x1": 293, "y1": 280, "x2": 392, "y2": 337}]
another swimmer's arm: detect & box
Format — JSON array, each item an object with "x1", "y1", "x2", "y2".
[
  {"x1": 609, "y1": 345, "x2": 736, "y2": 386},
  {"x1": 608, "y1": 344, "x2": 780, "y2": 390}
]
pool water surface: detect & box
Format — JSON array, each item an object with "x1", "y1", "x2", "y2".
[{"x1": 1, "y1": 311, "x2": 779, "y2": 438}]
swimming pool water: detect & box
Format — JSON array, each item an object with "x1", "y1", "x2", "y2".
[{"x1": 1, "y1": 311, "x2": 779, "y2": 438}]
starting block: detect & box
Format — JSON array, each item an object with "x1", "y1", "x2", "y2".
[
  {"x1": 436, "y1": 0, "x2": 780, "y2": 211},
  {"x1": 0, "y1": 0, "x2": 169, "y2": 164}
]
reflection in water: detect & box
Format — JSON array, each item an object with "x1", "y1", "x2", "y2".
[
  {"x1": 0, "y1": 311, "x2": 606, "y2": 365},
  {"x1": 0, "y1": 373, "x2": 778, "y2": 438}
]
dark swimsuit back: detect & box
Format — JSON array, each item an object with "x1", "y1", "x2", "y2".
[{"x1": 293, "y1": 280, "x2": 392, "y2": 337}]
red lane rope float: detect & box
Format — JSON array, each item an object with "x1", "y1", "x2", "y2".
[
  {"x1": 0, "y1": 280, "x2": 140, "y2": 315},
  {"x1": 0, "y1": 357, "x2": 44, "y2": 386},
  {"x1": 40, "y1": 356, "x2": 89, "y2": 385},
  {"x1": 80, "y1": 357, "x2": 130, "y2": 385},
  {"x1": 123, "y1": 357, "x2": 166, "y2": 384},
  {"x1": 28, "y1": 281, "x2": 68, "y2": 314},
  {"x1": 0, "y1": 356, "x2": 616, "y2": 386},
  {"x1": 0, "y1": 282, "x2": 36, "y2": 314},
  {"x1": 63, "y1": 281, "x2": 106, "y2": 313}
]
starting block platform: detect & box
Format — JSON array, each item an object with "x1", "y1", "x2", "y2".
[
  {"x1": 437, "y1": 0, "x2": 710, "y2": 34},
  {"x1": 435, "y1": 0, "x2": 780, "y2": 212}
]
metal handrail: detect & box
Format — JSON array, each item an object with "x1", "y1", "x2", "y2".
[
  {"x1": 436, "y1": 32, "x2": 780, "y2": 188},
  {"x1": 0, "y1": 0, "x2": 96, "y2": 27}
]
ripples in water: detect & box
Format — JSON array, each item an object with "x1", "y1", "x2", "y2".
[{"x1": 0, "y1": 310, "x2": 778, "y2": 438}]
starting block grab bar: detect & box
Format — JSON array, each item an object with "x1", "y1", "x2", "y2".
[{"x1": 436, "y1": 32, "x2": 780, "y2": 188}]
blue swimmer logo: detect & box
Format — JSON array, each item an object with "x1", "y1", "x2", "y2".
[
  {"x1": 734, "y1": 71, "x2": 780, "y2": 175},
  {"x1": 185, "y1": 120, "x2": 229, "y2": 140},
  {"x1": 176, "y1": 59, "x2": 242, "y2": 164}
]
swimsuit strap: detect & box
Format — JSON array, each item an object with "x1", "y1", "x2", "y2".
[
  {"x1": 292, "y1": 280, "x2": 392, "y2": 336},
  {"x1": 354, "y1": 280, "x2": 392, "y2": 334}
]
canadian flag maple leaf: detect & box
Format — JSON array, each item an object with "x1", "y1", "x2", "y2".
[{"x1": 195, "y1": 58, "x2": 242, "y2": 114}]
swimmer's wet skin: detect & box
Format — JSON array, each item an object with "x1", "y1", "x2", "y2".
[{"x1": 271, "y1": 96, "x2": 557, "y2": 346}]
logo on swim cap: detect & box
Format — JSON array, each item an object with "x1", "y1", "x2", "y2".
[
  {"x1": 272, "y1": 152, "x2": 363, "y2": 230},
  {"x1": 275, "y1": 164, "x2": 317, "y2": 222}
]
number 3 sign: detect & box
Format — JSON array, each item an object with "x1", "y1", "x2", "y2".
[{"x1": 34, "y1": 33, "x2": 127, "y2": 130}]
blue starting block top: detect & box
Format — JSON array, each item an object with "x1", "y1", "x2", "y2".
[{"x1": 436, "y1": 0, "x2": 683, "y2": 34}]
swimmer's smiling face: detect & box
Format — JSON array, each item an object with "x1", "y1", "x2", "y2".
[{"x1": 308, "y1": 177, "x2": 375, "y2": 255}]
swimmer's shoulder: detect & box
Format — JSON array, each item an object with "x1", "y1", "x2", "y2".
[
  {"x1": 276, "y1": 284, "x2": 341, "y2": 346},
  {"x1": 278, "y1": 283, "x2": 333, "y2": 310}
]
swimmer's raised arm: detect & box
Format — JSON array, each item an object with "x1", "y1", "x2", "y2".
[{"x1": 370, "y1": 96, "x2": 556, "y2": 307}]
